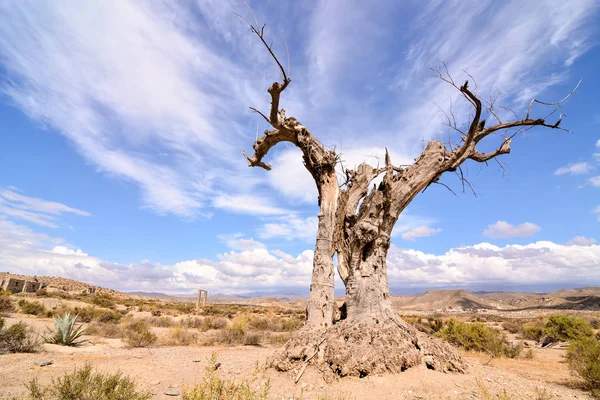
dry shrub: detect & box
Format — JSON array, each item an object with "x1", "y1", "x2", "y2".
[
  {"x1": 86, "y1": 322, "x2": 124, "y2": 339},
  {"x1": 267, "y1": 332, "x2": 290, "y2": 346},
  {"x1": 199, "y1": 316, "x2": 228, "y2": 331},
  {"x1": 182, "y1": 354, "x2": 269, "y2": 400},
  {"x1": 26, "y1": 363, "x2": 150, "y2": 400},
  {"x1": 182, "y1": 317, "x2": 203, "y2": 329},
  {"x1": 0, "y1": 317, "x2": 41, "y2": 354},
  {"x1": 17, "y1": 299, "x2": 46, "y2": 316},
  {"x1": 501, "y1": 320, "x2": 523, "y2": 334},
  {"x1": 523, "y1": 348, "x2": 535, "y2": 359},
  {"x1": 149, "y1": 316, "x2": 175, "y2": 328},
  {"x1": 0, "y1": 293, "x2": 14, "y2": 314},
  {"x1": 123, "y1": 320, "x2": 157, "y2": 348},
  {"x1": 160, "y1": 326, "x2": 198, "y2": 346},
  {"x1": 242, "y1": 332, "x2": 263, "y2": 346}
]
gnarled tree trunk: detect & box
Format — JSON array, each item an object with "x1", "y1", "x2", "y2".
[{"x1": 239, "y1": 13, "x2": 574, "y2": 379}]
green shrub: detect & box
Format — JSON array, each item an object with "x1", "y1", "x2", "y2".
[
  {"x1": 91, "y1": 294, "x2": 116, "y2": 309},
  {"x1": 0, "y1": 317, "x2": 41, "y2": 353},
  {"x1": 436, "y1": 319, "x2": 521, "y2": 358},
  {"x1": 522, "y1": 323, "x2": 544, "y2": 341},
  {"x1": 26, "y1": 363, "x2": 150, "y2": 400},
  {"x1": 567, "y1": 338, "x2": 600, "y2": 398},
  {"x1": 182, "y1": 354, "x2": 269, "y2": 400},
  {"x1": 543, "y1": 315, "x2": 593, "y2": 343},
  {"x1": 17, "y1": 299, "x2": 46, "y2": 316},
  {"x1": 123, "y1": 320, "x2": 157, "y2": 348},
  {"x1": 44, "y1": 312, "x2": 87, "y2": 347}
]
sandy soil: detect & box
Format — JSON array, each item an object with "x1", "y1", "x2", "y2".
[{"x1": 0, "y1": 323, "x2": 591, "y2": 400}]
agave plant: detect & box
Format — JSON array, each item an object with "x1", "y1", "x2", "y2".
[{"x1": 44, "y1": 312, "x2": 87, "y2": 346}]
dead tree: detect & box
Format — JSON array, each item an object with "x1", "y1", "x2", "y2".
[{"x1": 240, "y1": 15, "x2": 578, "y2": 379}]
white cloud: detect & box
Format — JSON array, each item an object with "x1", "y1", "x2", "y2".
[
  {"x1": 567, "y1": 236, "x2": 596, "y2": 246},
  {"x1": 596, "y1": 139, "x2": 600, "y2": 148},
  {"x1": 268, "y1": 149, "x2": 317, "y2": 204},
  {"x1": 589, "y1": 176, "x2": 600, "y2": 187},
  {"x1": 50, "y1": 246, "x2": 89, "y2": 256},
  {"x1": 212, "y1": 195, "x2": 289, "y2": 216},
  {"x1": 0, "y1": 188, "x2": 89, "y2": 228},
  {"x1": 593, "y1": 153, "x2": 600, "y2": 163},
  {"x1": 387, "y1": 241, "x2": 600, "y2": 288},
  {"x1": 2, "y1": 216, "x2": 599, "y2": 293},
  {"x1": 483, "y1": 221, "x2": 541, "y2": 239},
  {"x1": 217, "y1": 233, "x2": 267, "y2": 251},
  {"x1": 259, "y1": 215, "x2": 319, "y2": 242},
  {"x1": 554, "y1": 162, "x2": 593, "y2": 175},
  {"x1": 401, "y1": 225, "x2": 442, "y2": 241}
]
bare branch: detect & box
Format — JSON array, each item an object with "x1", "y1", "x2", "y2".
[{"x1": 526, "y1": 78, "x2": 582, "y2": 119}]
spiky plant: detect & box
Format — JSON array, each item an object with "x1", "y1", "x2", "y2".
[{"x1": 44, "y1": 312, "x2": 87, "y2": 347}]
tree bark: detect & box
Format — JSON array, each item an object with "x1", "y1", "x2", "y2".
[
  {"x1": 305, "y1": 171, "x2": 338, "y2": 328},
  {"x1": 343, "y1": 238, "x2": 394, "y2": 322}
]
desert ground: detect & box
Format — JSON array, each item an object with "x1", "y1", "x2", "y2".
[{"x1": 1, "y1": 273, "x2": 599, "y2": 399}]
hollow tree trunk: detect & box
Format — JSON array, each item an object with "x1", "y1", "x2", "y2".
[{"x1": 305, "y1": 172, "x2": 338, "y2": 328}]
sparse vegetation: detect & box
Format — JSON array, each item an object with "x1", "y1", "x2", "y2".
[
  {"x1": 26, "y1": 363, "x2": 150, "y2": 400},
  {"x1": 0, "y1": 317, "x2": 41, "y2": 353},
  {"x1": 199, "y1": 316, "x2": 229, "y2": 332},
  {"x1": 35, "y1": 288, "x2": 48, "y2": 297},
  {"x1": 0, "y1": 291, "x2": 14, "y2": 314},
  {"x1": 436, "y1": 319, "x2": 522, "y2": 358},
  {"x1": 123, "y1": 320, "x2": 157, "y2": 348},
  {"x1": 566, "y1": 338, "x2": 600, "y2": 398},
  {"x1": 159, "y1": 326, "x2": 198, "y2": 346},
  {"x1": 90, "y1": 294, "x2": 116, "y2": 309},
  {"x1": 17, "y1": 299, "x2": 46, "y2": 316},
  {"x1": 44, "y1": 312, "x2": 87, "y2": 347},
  {"x1": 182, "y1": 354, "x2": 269, "y2": 400}
]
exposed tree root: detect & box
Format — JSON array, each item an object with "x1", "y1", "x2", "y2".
[{"x1": 270, "y1": 319, "x2": 465, "y2": 381}]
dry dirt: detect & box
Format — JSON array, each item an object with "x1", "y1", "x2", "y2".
[{"x1": 0, "y1": 313, "x2": 593, "y2": 400}]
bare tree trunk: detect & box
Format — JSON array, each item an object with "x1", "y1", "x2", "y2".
[
  {"x1": 343, "y1": 239, "x2": 393, "y2": 322},
  {"x1": 240, "y1": 13, "x2": 577, "y2": 379},
  {"x1": 305, "y1": 173, "x2": 338, "y2": 328}
]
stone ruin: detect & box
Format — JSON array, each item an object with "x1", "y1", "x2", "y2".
[
  {"x1": 196, "y1": 289, "x2": 208, "y2": 310},
  {"x1": 0, "y1": 277, "x2": 44, "y2": 294}
]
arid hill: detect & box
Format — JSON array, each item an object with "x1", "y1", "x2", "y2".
[{"x1": 0, "y1": 272, "x2": 127, "y2": 298}]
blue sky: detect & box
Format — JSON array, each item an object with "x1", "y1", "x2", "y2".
[{"x1": 0, "y1": 0, "x2": 599, "y2": 295}]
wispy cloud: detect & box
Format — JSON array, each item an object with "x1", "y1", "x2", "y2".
[
  {"x1": 0, "y1": 188, "x2": 89, "y2": 228},
  {"x1": 212, "y1": 195, "x2": 289, "y2": 216},
  {"x1": 554, "y1": 162, "x2": 593, "y2": 176},
  {"x1": 258, "y1": 215, "x2": 318, "y2": 242},
  {"x1": 0, "y1": 1, "x2": 266, "y2": 217},
  {"x1": 483, "y1": 221, "x2": 541, "y2": 239},
  {"x1": 401, "y1": 226, "x2": 442, "y2": 241}
]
